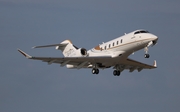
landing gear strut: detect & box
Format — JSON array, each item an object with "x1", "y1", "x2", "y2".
[
  {"x1": 113, "y1": 70, "x2": 121, "y2": 76},
  {"x1": 144, "y1": 47, "x2": 150, "y2": 58},
  {"x1": 92, "y1": 68, "x2": 99, "y2": 74}
]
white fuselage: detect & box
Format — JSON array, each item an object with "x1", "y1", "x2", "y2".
[
  {"x1": 88, "y1": 30, "x2": 158, "y2": 58},
  {"x1": 17, "y1": 29, "x2": 158, "y2": 74}
]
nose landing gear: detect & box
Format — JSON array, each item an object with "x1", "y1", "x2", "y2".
[
  {"x1": 144, "y1": 47, "x2": 150, "y2": 58},
  {"x1": 144, "y1": 54, "x2": 150, "y2": 58}
]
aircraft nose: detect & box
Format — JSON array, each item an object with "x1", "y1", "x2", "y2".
[
  {"x1": 152, "y1": 35, "x2": 158, "y2": 40},
  {"x1": 152, "y1": 35, "x2": 158, "y2": 45}
]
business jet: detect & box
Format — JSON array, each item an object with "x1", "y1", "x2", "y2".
[{"x1": 18, "y1": 29, "x2": 158, "y2": 76}]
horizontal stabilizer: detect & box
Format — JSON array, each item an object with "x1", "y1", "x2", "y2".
[{"x1": 32, "y1": 43, "x2": 68, "y2": 49}]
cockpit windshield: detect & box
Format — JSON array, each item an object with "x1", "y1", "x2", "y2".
[{"x1": 134, "y1": 30, "x2": 149, "y2": 34}]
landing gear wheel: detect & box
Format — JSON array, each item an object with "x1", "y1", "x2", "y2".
[
  {"x1": 95, "y1": 69, "x2": 99, "y2": 74},
  {"x1": 144, "y1": 47, "x2": 150, "y2": 58},
  {"x1": 92, "y1": 69, "x2": 96, "y2": 74},
  {"x1": 144, "y1": 54, "x2": 150, "y2": 58},
  {"x1": 92, "y1": 68, "x2": 99, "y2": 74},
  {"x1": 117, "y1": 71, "x2": 121, "y2": 76},
  {"x1": 113, "y1": 70, "x2": 117, "y2": 76},
  {"x1": 113, "y1": 70, "x2": 121, "y2": 76}
]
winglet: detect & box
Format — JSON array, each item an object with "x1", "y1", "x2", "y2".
[
  {"x1": 17, "y1": 49, "x2": 32, "y2": 59},
  {"x1": 153, "y1": 60, "x2": 157, "y2": 67}
]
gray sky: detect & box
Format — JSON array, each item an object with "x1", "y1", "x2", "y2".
[{"x1": 0, "y1": 0, "x2": 180, "y2": 112}]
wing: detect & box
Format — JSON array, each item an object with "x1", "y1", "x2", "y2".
[
  {"x1": 18, "y1": 49, "x2": 157, "y2": 71},
  {"x1": 17, "y1": 49, "x2": 112, "y2": 69},
  {"x1": 126, "y1": 58, "x2": 157, "y2": 69},
  {"x1": 117, "y1": 58, "x2": 157, "y2": 72}
]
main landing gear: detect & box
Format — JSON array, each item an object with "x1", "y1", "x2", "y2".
[
  {"x1": 92, "y1": 68, "x2": 99, "y2": 74},
  {"x1": 144, "y1": 47, "x2": 150, "y2": 58},
  {"x1": 113, "y1": 70, "x2": 121, "y2": 76},
  {"x1": 91, "y1": 69, "x2": 121, "y2": 76}
]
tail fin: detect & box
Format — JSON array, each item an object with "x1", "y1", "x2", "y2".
[
  {"x1": 56, "y1": 40, "x2": 78, "y2": 57},
  {"x1": 32, "y1": 40, "x2": 80, "y2": 57}
]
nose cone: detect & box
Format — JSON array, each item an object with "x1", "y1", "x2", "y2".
[
  {"x1": 146, "y1": 33, "x2": 158, "y2": 41},
  {"x1": 152, "y1": 35, "x2": 158, "y2": 40},
  {"x1": 152, "y1": 35, "x2": 158, "y2": 45}
]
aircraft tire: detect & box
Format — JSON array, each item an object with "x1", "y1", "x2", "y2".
[
  {"x1": 92, "y1": 68, "x2": 96, "y2": 74},
  {"x1": 92, "y1": 68, "x2": 99, "y2": 74},
  {"x1": 145, "y1": 54, "x2": 150, "y2": 58},
  {"x1": 113, "y1": 70, "x2": 117, "y2": 76},
  {"x1": 117, "y1": 71, "x2": 121, "y2": 76},
  {"x1": 113, "y1": 70, "x2": 121, "y2": 76},
  {"x1": 95, "y1": 69, "x2": 99, "y2": 74}
]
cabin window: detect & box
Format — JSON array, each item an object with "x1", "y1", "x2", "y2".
[
  {"x1": 121, "y1": 39, "x2": 123, "y2": 43},
  {"x1": 117, "y1": 41, "x2": 119, "y2": 45},
  {"x1": 104, "y1": 46, "x2": 106, "y2": 50},
  {"x1": 109, "y1": 44, "x2": 111, "y2": 48},
  {"x1": 113, "y1": 42, "x2": 114, "y2": 46}
]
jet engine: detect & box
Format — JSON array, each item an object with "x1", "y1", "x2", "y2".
[{"x1": 76, "y1": 48, "x2": 88, "y2": 57}]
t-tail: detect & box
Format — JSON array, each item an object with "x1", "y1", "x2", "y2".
[{"x1": 33, "y1": 40, "x2": 88, "y2": 57}]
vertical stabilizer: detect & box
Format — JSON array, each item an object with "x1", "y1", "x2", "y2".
[{"x1": 56, "y1": 40, "x2": 78, "y2": 57}]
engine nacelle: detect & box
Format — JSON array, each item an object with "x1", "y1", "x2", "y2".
[
  {"x1": 80, "y1": 48, "x2": 87, "y2": 56},
  {"x1": 76, "y1": 48, "x2": 88, "y2": 57}
]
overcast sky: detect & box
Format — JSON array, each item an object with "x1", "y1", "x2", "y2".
[{"x1": 0, "y1": 0, "x2": 180, "y2": 112}]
